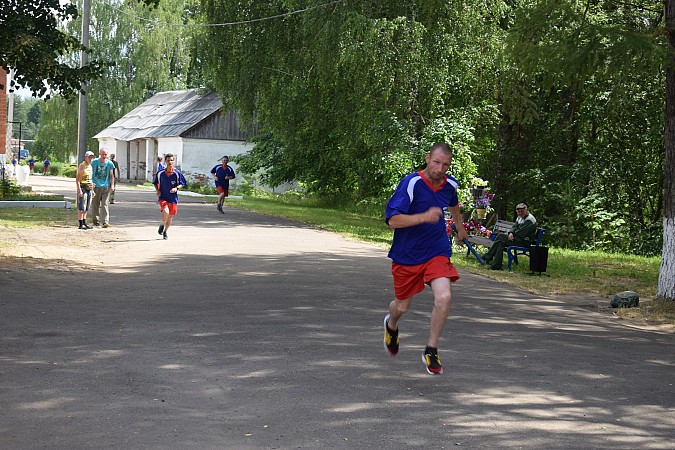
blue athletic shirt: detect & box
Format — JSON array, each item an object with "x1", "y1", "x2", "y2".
[
  {"x1": 210, "y1": 164, "x2": 236, "y2": 189},
  {"x1": 152, "y1": 169, "x2": 187, "y2": 204},
  {"x1": 385, "y1": 171, "x2": 459, "y2": 265}
]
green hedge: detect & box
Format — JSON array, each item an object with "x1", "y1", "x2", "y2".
[{"x1": 34, "y1": 162, "x2": 69, "y2": 176}]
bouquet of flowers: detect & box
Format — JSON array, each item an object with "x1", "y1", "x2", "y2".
[
  {"x1": 463, "y1": 219, "x2": 491, "y2": 237},
  {"x1": 475, "y1": 193, "x2": 495, "y2": 209},
  {"x1": 445, "y1": 217, "x2": 491, "y2": 238}
]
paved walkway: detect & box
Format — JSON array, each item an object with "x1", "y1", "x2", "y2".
[{"x1": 0, "y1": 176, "x2": 674, "y2": 449}]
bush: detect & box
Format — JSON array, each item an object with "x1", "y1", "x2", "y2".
[
  {"x1": 62, "y1": 165, "x2": 78, "y2": 178},
  {"x1": 33, "y1": 161, "x2": 66, "y2": 176},
  {"x1": 234, "y1": 174, "x2": 271, "y2": 198},
  {"x1": 236, "y1": 183, "x2": 275, "y2": 199},
  {"x1": 186, "y1": 181, "x2": 218, "y2": 195},
  {"x1": 48, "y1": 162, "x2": 65, "y2": 176},
  {"x1": 0, "y1": 176, "x2": 20, "y2": 199}
]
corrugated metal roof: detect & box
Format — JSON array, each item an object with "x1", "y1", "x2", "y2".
[{"x1": 93, "y1": 90, "x2": 223, "y2": 141}]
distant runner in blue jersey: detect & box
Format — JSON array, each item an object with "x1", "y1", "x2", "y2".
[
  {"x1": 210, "y1": 155, "x2": 236, "y2": 214},
  {"x1": 152, "y1": 153, "x2": 187, "y2": 240},
  {"x1": 156, "y1": 156, "x2": 165, "y2": 174},
  {"x1": 382, "y1": 142, "x2": 468, "y2": 375}
]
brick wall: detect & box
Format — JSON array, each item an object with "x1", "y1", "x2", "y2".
[{"x1": 0, "y1": 67, "x2": 6, "y2": 155}]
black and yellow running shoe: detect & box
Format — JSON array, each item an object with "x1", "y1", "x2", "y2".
[
  {"x1": 422, "y1": 349, "x2": 443, "y2": 375},
  {"x1": 383, "y1": 314, "x2": 399, "y2": 356}
]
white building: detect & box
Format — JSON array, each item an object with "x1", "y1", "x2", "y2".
[{"x1": 94, "y1": 90, "x2": 258, "y2": 186}]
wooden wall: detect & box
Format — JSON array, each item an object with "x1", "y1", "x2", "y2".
[{"x1": 182, "y1": 110, "x2": 258, "y2": 141}]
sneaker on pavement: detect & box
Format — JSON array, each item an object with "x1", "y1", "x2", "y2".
[
  {"x1": 383, "y1": 314, "x2": 399, "y2": 356},
  {"x1": 78, "y1": 223, "x2": 84, "y2": 229},
  {"x1": 163, "y1": 231, "x2": 168, "y2": 240},
  {"x1": 83, "y1": 223, "x2": 91, "y2": 230},
  {"x1": 102, "y1": 223, "x2": 110, "y2": 228},
  {"x1": 93, "y1": 222, "x2": 100, "y2": 226},
  {"x1": 422, "y1": 349, "x2": 443, "y2": 375},
  {"x1": 158, "y1": 224, "x2": 164, "y2": 235}
]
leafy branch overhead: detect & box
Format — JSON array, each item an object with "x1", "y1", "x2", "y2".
[{"x1": 0, "y1": 0, "x2": 158, "y2": 99}]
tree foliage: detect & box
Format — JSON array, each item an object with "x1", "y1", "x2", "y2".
[
  {"x1": 32, "y1": 97, "x2": 78, "y2": 162},
  {"x1": 33, "y1": 0, "x2": 201, "y2": 159},
  {"x1": 199, "y1": 0, "x2": 667, "y2": 259},
  {"x1": 0, "y1": 0, "x2": 162, "y2": 99},
  {"x1": 0, "y1": 0, "x2": 103, "y2": 99},
  {"x1": 498, "y1": 0, "x2": 666, "y2": 256},
  {"x1": 84, "y1": 0, "x2": 199, "y2": 146},
  {"x1": 9, "y1": 96, "x2": 40, "y2": 142},
  {"x1": 199, "y1": 0, "x2": 506, "y2": 199}
]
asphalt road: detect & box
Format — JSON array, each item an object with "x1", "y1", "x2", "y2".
[{"x1": 1, "y1": 176, "x2": 674, "y2": 449}]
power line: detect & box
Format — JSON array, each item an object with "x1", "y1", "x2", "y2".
[{"x1": 104, "y1": 0, "x2": 346, "y2": 28}]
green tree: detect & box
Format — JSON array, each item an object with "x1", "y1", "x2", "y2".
[
  {"x1": 27, "y1": 102, "x2": 41, "y2": 125},
  {"x1": 83, "y1": 0, "x2": 198, "y2": 151},
  {"x1": 0, "y1": 0, "x2": 104, "y2": 99},
  {"x1": 34, "y1": 97, "x2": 78, "y2": 162},
  {"x1": 9, "y1": 96, "x2": 40, "y2": 142},
  {"x1": 200, "y1": 0, "x2": 506, "y2": 199},
  {"x1": 502, "y1": 0, "x2": 672, "y2": 298},
  {"x1": 33, "y1": 0, "x2": 200, "y2": 160}
]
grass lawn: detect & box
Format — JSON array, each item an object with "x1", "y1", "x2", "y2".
[{"x1": 0, "y1": 207, "x2": 76, "y2": 228}]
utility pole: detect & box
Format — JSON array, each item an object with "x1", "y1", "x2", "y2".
[
  {"x1": 6, "y1": 69, "x2": 15, "y2": 161},
  {"x1": 77, "y1": 0, "x2": 91, "y2": 163}
]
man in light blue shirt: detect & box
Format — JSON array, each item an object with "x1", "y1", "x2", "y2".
[{"x1": 90, "y1": 148, "x2": 116, "y2": 227}]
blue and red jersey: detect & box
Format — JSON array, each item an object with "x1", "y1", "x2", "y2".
[
  {"x1": 385, "y1": 171, "x2": 460, "y2": 265},
  {"x1": 153, "y1": 169, "x2": 187, "y2": 204},
  {"x1": 211, "y1": 164, "x2": 235, "y2": 190}
]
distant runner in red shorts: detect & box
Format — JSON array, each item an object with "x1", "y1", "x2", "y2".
[
  {"x1": 152, "y1": 153, "x2": 186, "y2": 240},
  {"x1": 210, "y1": 155, "x2": 236, "y2": 214}
]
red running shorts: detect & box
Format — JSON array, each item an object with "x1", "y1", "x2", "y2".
[
  {"x1": 392, "y1": 255, "x2": 459, "y2": 300},
  {"x1": 159, "y1": 200, "x2": 178, "y2": 216}
]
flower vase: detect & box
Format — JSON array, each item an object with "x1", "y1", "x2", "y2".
[{"x1": 475, "y1": 208, "x2": 487, "y2": 220}]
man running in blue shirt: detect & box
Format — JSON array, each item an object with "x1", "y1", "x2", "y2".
[
  {"x1": 153, "y1": 153, "x2": 187, "y2": 240},
  {"x1": 210, "y1": 155, "x2": 235, "y2": 214},
  {"x1": 383, "y1": 142, "x2": 468, "y2": 375}
]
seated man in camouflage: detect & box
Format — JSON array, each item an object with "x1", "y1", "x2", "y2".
[{"x1": 483, "y1": 203, "x2": 537, "y2": 270}]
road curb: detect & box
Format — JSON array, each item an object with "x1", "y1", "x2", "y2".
[{"x1": 0, "y1": 200, "x2": 72, "y2": 208}]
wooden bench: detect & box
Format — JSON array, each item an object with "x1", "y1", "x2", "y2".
[
  {"x1": 466, "y1": 220, "x2": 514, "y2": 249},
  {"x1": 506, "y1": 228, "x2": 546, "y2": 271},
  {"x1": 460, "y1": 220, "x2": 515, "y2": 264}
]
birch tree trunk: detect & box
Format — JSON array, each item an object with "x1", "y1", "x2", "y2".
[{"x1": 658, "y1": 0, "x2": 675, "y2": 300}]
